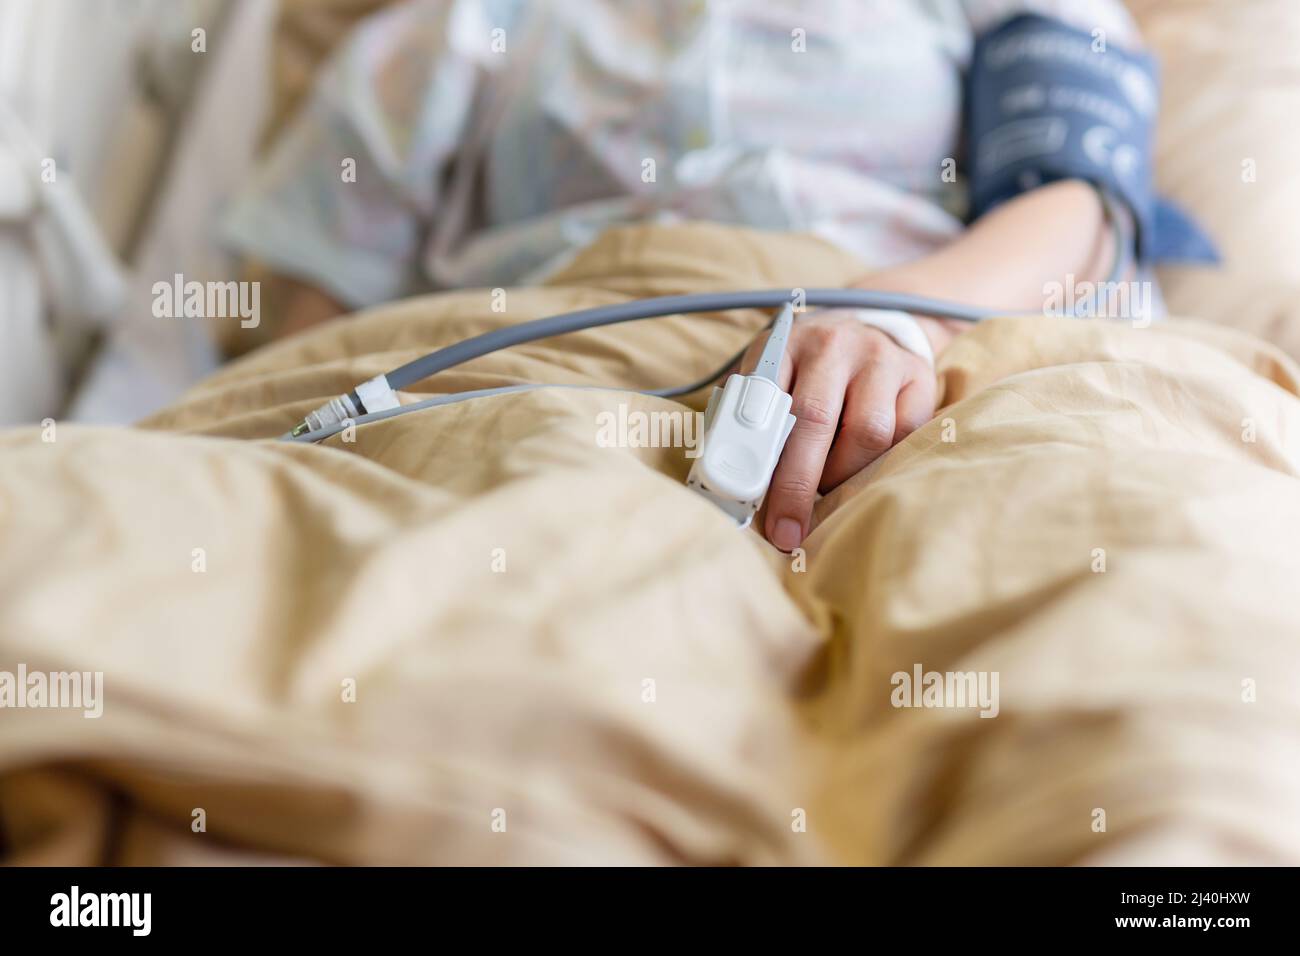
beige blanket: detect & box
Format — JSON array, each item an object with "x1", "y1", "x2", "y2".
[{"x1": 3, "y1": 223, "x2": 1299, "y2": 865}]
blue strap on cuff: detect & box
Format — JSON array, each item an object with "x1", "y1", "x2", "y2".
[{"x1": 966, "y1": 13, "x2": 1219, "y2": 266}]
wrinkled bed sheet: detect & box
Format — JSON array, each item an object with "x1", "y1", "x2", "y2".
[{"x1": 2, "y1": 223, "x2": 1299, "y2": 865}]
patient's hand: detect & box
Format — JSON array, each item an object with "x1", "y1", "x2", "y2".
[
  {"x1": 744, "y1": 181, "x2": 1119, "y2": 550},
  {"x1": 739, "y1": 310, "x2": 945, "y2": 552}
]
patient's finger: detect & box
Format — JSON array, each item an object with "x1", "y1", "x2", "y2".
[
  {"x1": 820, "y1": 360, "x2": 904, "y2": 491},
  {"x1": 893, "y1": 374, "x2": 937, "y2": 443},
  {"x1": 764, "y1": 357, "x2": 849, "y2": 551}
]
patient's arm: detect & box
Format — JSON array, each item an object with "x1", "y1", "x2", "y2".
[
  {"x1": 857, "y1": 177, "x2": 1119, "y2": 355},
  {"x1": 752, "y1": 178, "x2": 1119, "y2": 551}
]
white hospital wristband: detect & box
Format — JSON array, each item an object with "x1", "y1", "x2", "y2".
[{"x1": 844, "y1": 309, "x2": 935, "y2": 368}]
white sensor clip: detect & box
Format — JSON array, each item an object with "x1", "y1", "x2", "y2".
[{"x1": 686, "y1": 304, "x2": 798, "y2": 526}]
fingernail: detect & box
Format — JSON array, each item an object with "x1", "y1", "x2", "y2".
[{"x1": 772, "y1": 517, "x2": 803, "y2": 552}]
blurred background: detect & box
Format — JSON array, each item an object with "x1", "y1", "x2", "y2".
[
  {"x1": 1, "y1": 0, "x2": 255, "y2": 425},
  {"x1": 2, "y1": 0, "x2": 1299, "y2": 428}
]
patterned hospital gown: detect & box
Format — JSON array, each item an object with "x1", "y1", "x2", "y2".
[{"x1": 222, "y1": 0, "x2": 1141, "y2": 308}]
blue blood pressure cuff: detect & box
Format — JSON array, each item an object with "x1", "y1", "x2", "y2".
[{"x1": 966, "y1": 13, "x2": 1219, "y2": 265}]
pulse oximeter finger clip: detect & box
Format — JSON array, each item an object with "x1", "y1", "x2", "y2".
[{"x1": 685, "y1": 303, "x2": 797, "y2": 526}]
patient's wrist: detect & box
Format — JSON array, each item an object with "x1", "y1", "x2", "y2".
[
  {"x1": 851, "y1": 271, "x2": 966, "y2": 357},
  {"x1": 912, "y1": 315, "x2": 966, "y2": 357}
]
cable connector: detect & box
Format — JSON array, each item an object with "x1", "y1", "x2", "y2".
[
  {"x1": 284, "y1": 393, "x2": 359, "y2": 439},
  {"x1": 283, "y1": 375, "x2": 399, "y2": 439}
]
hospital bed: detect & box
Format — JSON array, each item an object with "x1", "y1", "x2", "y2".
[{"x1": 0, "y1": 0, "x2": 270, "y2": 425}]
